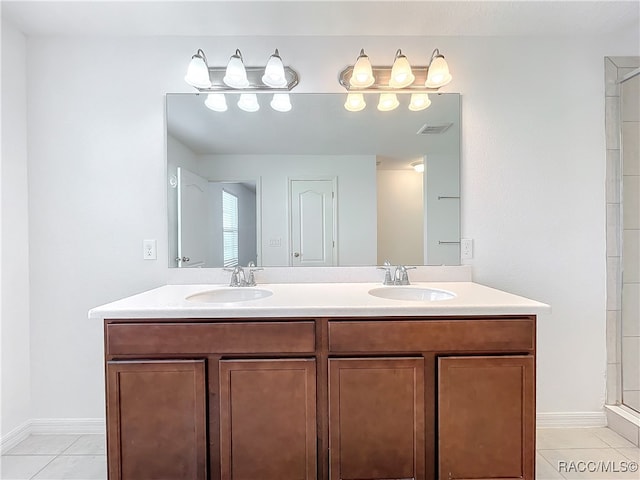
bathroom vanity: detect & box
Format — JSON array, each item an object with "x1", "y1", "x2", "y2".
[{"x1": 90, "y1": 282, "x2": 549, "y2": 480}]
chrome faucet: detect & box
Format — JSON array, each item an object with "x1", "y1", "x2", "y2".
[
  {"x1": 393, "y1": 265, "x2": 413, "y2": 285},
  {"x1": 225, "y1": 262, "x2": 263, "y2": 287},
  {"x1": 378, "y1": 261, "x2": 416, "y2": 285}
]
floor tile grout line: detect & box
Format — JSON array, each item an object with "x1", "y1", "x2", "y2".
[
  {"x1": 538, "y1": 452, "x2": 568, "y2": 478},
  {"x1": 60, "y1": 435, "x2": 85, "y2": 456},
  {"x1": 27, "y1": 454, "x2": 58, "y2": 480}
]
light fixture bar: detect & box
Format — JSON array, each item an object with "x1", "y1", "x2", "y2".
[
  {"x1": 339, "y1": 65, "x2": 440, "y2": 92},
  {"x1": 194, "y1": 66, "x2": 299, "y2": 92}
]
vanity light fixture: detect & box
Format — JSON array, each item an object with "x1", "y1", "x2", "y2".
[
  {"x1": 184, "y1": 48, "x2": 300, "y2": 113},
  {"x1": 184, "y1": 48, "x2": 299, "y2": 92},
  {"x1": 339, "y1": 48, "x2": 452, "y2": 111}
]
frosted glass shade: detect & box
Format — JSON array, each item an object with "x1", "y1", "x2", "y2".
[
  {"x1": 377, "y1": 93, "x2": 399, "y2": 111},
  {"x1": 270, "y1": 93, "x2": 292, "y2": 112},
  {"x1": 350, "y1": 50, "x2": 375, "y2": 88},
  {"x1": 344, "y1": 93, "x2": 366, "y2": 112},
  {"x1": 184, "y1": 53, "x2": 211, "y2": 89},
  {"x1": 237, "y1": 93, "x2": 260, "y2": 112},
  {"x1": 389, "y1": 52, "x2": 415, "y2": 88},
  {"x1": 262, "y1": 50, "x2": 287, "y2": 88},
  {"x1": 223, "y1": 51, "x2": 250, "y2": 88},
  {"x1": 408, "y1": 93, "x2": 431, "y2": 111},
  {"x1": 204, "y1": 93, "x2": 227, "y2": 112},
  {"x1": 425, "y1": 55, "x2": 452, "y2": 88}
]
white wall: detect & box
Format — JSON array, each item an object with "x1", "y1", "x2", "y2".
[
  {"x1": 1, "y1": 18, "x2": 31, "y2": 437},
  {"x1": 14, "y1": 29, "x2": 640, "y2": 421},
  {"x1": 377, "y1": 169, "x2": 424, "y2": 265}
]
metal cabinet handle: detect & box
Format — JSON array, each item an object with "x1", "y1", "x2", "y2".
[
  {"x1": 175, "y1": 256, "x2": 190, "y2": 262},
  {"x1": 293, "y1": 252, "x2": 300, "y2": 258}
]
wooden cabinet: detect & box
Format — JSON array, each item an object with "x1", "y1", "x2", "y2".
[
  {"x1": 106, "y1": 360, "x2": 207, "y2": 480},
  {"x1": 219, "y1": 359, "x2": 317, "y2": 480},
  {"x1": 438, "y1": 355, "x2": 535, "y2": 480},
  {"x1": 328, "y1": 358, "x2": 425, "y2": 480},
  {"x1": 103, "y1": 315, "x2": 536, "y2": 480}
]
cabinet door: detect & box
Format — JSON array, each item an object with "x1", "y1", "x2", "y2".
[
  {"x1": 106, "y1": 360, "x2": 207, "y2": 480},
  {"x1": 219, "y1": 359, "x2": 317, "y2": 480},
  {"x1": 438, "y1": 355, "x2": 535, "y2": 480},
  {"x1": 328, "y1": 357, "x2": 425, "y2": 480}
]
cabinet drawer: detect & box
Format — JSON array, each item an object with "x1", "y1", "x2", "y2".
[
  {"x1": 106, "y1": 321, "x2": 316, "y2": 355},
  {"x1": 328, "y1": 318, "x2": 534, "y2": 353}
]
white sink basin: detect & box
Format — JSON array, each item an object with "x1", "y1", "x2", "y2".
[
  {"x1": 368, "y1": 286, "x2": 455, "y2": 302},
  {"x1": 186, "y1": 288, "x2": 273, "y2": 303}
]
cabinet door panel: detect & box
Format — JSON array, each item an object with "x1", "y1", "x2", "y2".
[
  {"x1": 328, "y1": 357, "x2": 425, "y2": 480},
  {"x1": 106, "y1": 360, "x2": 207, "y2": 480},
  {"x1": 438, "y1": 355, "x2": 535, "y2": 480},
  {"x1": 219, "y1": 359, "x2": 317, "y2": 480}
]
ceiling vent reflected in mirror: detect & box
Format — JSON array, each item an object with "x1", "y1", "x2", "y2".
[{"x1": 417, "y1": 123, "x2": 453, "y2": 135}]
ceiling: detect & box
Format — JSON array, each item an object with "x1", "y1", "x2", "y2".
[{"x1": 2, "y1": 1, "x2": 638, "y2": 37}]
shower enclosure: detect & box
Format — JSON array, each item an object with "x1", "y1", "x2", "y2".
[{"x1": 605, "y1": 56, "x2": 640, "y2": 444}]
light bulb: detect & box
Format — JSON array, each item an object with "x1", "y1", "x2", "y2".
[
  {"x1": 184, "y1": 50, "x2": 211, "y2": 89},
  {"x1": 204, "y1": 93, "x2": 227, "y2": 112},
  {"x1": 377, "y1": 93, "x2": 399, "y2": 112},
  {"x1": 412, "y1": 162, "x2": 424, "y2": 173},
  {"x1": 408, "y1": 93, "x2": 431, "y2": 112},
  {"x1": 344, "y1": 93, "x2": 366, "y2": 112},
  {"x1": 270, "y1": 93, "x2": 292, "y2": 112},
  {"x1": 262, "y1": 49, "x2": 287, "y2": 88},
  {"x1": 237, "y1": 93, "x2": 260, "y2": 112},
  {"x1": 223, "y1": 49, "x2": 249, "y2": 88},
  {"x1": 350, "y1": 49, "x2": 374, "y2": 88},
  {"x1": 389, "y1": 50, "x2": 415, "y2": 88},
  {"x1": 426, "y1": 50, "x2": 452, "y2": 88}
]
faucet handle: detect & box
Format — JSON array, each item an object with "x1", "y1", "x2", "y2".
[
  {"x1": 396, "y1": 265, "x2": 416, "y2": 285},
  {"x1": 377, "y1": 261, "x2": 394, "y2": 285},
  {"x1": 246, "y1": 262, "x2": 263, "y2": 286}
]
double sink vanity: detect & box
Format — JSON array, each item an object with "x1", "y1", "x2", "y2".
[{"x1": 90, "y1": 273, "x2": 549, "y2": 480}]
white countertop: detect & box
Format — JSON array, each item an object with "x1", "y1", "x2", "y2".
[{"x1": 88, "y1": 282, "x2": 551, "y2": 320}]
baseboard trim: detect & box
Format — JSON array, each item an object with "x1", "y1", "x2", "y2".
[
  {"x1": 1, "y1": 418, "x2": 105, "y2": 454},
  {"x1": 536, "y1": 411, "x2": 607, "y2": 428},
  {"x1": 1, "y1": 412, "x2": 613, "y2": 453}
]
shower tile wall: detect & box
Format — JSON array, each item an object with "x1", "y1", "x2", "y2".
[{"x1": 622, "y1": 72, "x2": 640, "y2": 412}]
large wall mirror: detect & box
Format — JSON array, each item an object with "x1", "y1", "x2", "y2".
[{"x1": 166, "y1": 92, "x2": 460, "y2": 268}]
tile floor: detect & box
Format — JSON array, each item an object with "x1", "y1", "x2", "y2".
[{"x1": 0, "y1": 428, "x2": 638, "y2": 479}]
